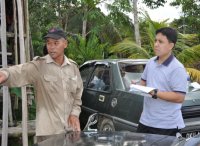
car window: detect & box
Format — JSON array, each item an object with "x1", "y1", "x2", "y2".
[
  {"x1": 87, "y1": 65, "x2": 110, "y2": 91},
  {"x1": 101, "y1": 69, "x2": 110, "y2": 91},
  {"x1": 119, "y1": 63, "x2": 146, "y2": 90},
  {"x1": 80, "y1": 65, "x2": 94, "y2": 86}
]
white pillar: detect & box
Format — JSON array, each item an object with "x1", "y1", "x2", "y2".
[
  {"x1": 16, "y1": 0, "x2": 28, "y2": 146},
  {"x1": 1, "y1": 0, "x2": 9, "y2": 145}
]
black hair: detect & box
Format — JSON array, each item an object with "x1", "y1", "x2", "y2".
[{"x1": 156, "y1": 27, "x2": 177, "y2": 45}]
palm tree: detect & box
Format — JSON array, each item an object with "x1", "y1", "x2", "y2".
[
  {"x1": 66, "y1": 34, "x2": 108, "y2": 65},
  {"x1": 132, "y1": 0, "x2": 141, "y2": 46},
  {"x1": 109, "y1": 38, "x2": 150, "y2": 59},
  {"x1": 178, "y1": 45, "x2": 200, "y2": 68},
  {"x1": 108, "y1": 12, "x2": 200, "y2": 82},
  {"x1": 108, "y1": 12, "x2": 168, "y2": 59},
  {"x1": 109, "y1": 12, "x2": 199, "y2": 65}
]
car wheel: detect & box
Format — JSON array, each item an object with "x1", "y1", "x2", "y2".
[{"x1": 98, "y1": 118, "x2": 115, "y2": 131}]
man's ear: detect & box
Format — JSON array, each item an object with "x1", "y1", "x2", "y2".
[
  {"x1": 64, "y1": 40, "x2": 68, "y2": 48},
  {"x1": 170, "y1": 42, "x2": 175, "y2": 50}
]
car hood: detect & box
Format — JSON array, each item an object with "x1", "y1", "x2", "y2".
[
  {"x1": 183, "y1": 134, "x2": 200, "y2": 146},
  {"x1": 34, "y1": 131, "x2": 186, "y2": 146}
]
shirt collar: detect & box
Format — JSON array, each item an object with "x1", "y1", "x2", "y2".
[
  {"x1": 46, "y1": 54, "x2": 71, "y2": 66},
  {"x1": 154, "y1": 54, "x2": 174, "y2": 66}
]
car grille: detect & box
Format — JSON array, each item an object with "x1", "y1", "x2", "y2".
[{"x1": 182, "y1": 106, "x2": 200, "y2": 119}]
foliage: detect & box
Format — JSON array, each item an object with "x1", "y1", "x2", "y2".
[
  {"x1": 108, "y1": 11, "x2": 200, "y2": 70},
  {"x1": 108, "y1": 8, "x2": 134, "y2": 40},
  {"x1": 66, "y1": 34, "x2": 108, "y2": 64},
  {"x1": 10, "y1": 87, "x2": 21, "y2": 98},
  {"x1": 28, "y1": 0, "x2": 125, "y2": 57},
  {"x1": 28, "y1": 100, "x2": 36, "y2": 120},
  {"x1": 109, "y1": 12, "x2": 168, "y2": 59},
  {"x1": 174, "y1": 33, "x2": 200, "y2": 56},
  {"x1": 107, "y1": 0, "x2": 132, "y2": 13},
  {"x1": 81, "y1": 4, "x2": 123, "y2": 44},
  {"x1": 109, "y1": 38, "x2": 150, "y2": 59},
  {"x1": 8, "y1": 87, "x2": 36, "y2": 121},
  {"x1": 170, "y1": 0, "x2": 200, "y2": 17},
  {"x1": 186, "y1": 68, "x2": 200, "y2": 83},
  {"x1": 142, "y1": 12, "x2": 168, "y2": 55},
  {"x1": 170, "y1": 0, "x2": 200, "y2": 34},
  {"x1": 28, "y1": 0, "x2": 200, "y2": 67},
  {"x1": 177, "y1": 45, "x2": 200, "y2": 68},
  {"x1": 105, "y1": 0, "x2": 135, "y2": 40},
  {"x1": 137, "y1": 12, "x2": 200, "y2": 66},
  {"x1": 29, "y1": 0, "x2": 63, "y2": 56},
  {"x1": 142, "y1": 0, "x2": 167, "y2": 8}
]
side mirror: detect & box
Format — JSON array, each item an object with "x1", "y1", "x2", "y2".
[{"x1": 83, "y1": 113, "x2": 98, "y2": 132}]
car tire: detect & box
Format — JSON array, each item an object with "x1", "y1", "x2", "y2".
[{"x1": 98, "y1": 118, "x2": 115, "y2": 131}]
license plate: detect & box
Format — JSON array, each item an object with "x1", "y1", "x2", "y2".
[{"x1": 182, "y1": 131, "x2": 200, "y2": 139}]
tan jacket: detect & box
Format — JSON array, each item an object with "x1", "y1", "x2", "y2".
[{"x1": 1, "y1": 55, "x2": 83, "y2": 136}]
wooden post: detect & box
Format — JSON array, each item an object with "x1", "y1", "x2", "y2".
[
  {"x1": 16, "y1": 0, "x2": 28, "y2": 146},
  {"x1": 1, "y1": 0, "x2": 9, "y2": 145},
  {"x1": 13, "y1": 0, "x2": 19, "y2": 65},
  {"x1": 24, "y1": 0, "x2": 30, "y2": 62},
  {"x1": 8, "y1": 94, "x2": 14, "y2": 127}
]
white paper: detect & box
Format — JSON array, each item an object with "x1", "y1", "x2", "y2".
[
  {"x1": 130, "y1": 84, "x2": 155, "y2": 93},
  {"x1": 191, "y1": 82, "x2": 200, "y2": 92}
]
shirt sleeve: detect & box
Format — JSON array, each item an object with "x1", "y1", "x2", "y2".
[
  {"x1": 170, "y1": 67, "x2": 187, "y2": 93},
  {"x1": 70, "y1": 66, "x2": 83, "y2": 117},
  {"x1": 1, "y1": 62, "x2": 38, "y2": 87}
]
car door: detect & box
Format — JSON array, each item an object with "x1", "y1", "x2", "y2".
[
  {"x1": 86, "y1": 64, "x2": 112, "y2": 113},
  {"x1": 79, "y1": 63, "x2": 99, "y2": 128},
  {"x1": 80, "y1": 63, "x2": 111, "y2": 110},
  {"x1": 106, "y1": 62, "x2": 146, "y2": 131},
  {"x1": 94, "y1": 66, "x2": 112, "y2": 113}
]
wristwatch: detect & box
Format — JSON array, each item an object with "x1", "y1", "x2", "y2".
[{"x1": 152, "y1": 89, "x2": 158, "y2": 99}]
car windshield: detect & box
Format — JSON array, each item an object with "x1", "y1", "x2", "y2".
[{"x1": 118, "y1": 62, "x2": 146, "y2": 90}]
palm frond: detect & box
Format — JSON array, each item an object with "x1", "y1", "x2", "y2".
[
  {"x1": 177, "y1": 45, "x2": 200, "y2": 67},
  {"x1": 109, "y1": 38, "x2": 150, "y2": 59},
  {"x1": 186, "y1": 68, "x2": 200, "y2": 83},
  {"x1": 142, "y1": 11, "x2": 168, "y2": 49}
]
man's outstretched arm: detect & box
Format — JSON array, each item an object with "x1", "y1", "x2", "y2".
[{"x1": 0, "y1": 71, "x2": 8, "y2": 84}]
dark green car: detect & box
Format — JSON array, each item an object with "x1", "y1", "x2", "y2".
[{"x1": 79, "y1": 59, "x2": 200, "y2": 139}]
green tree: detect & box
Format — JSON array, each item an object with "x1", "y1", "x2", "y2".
[
  {"x1": 142, "y1": 0, "x2": 167, "y2": 8},
  {"x1": 29, "y1": 0, "x2": 122, "y2": 58},
  {"x1": 170, "y1": 0, "x2": 200, "y2": 34},
  {"x1": 177, "y1": 45, "x2": 200, "y2": 68},
  {"x1": 109, "y1": 38, "x2": 150, "y2": 59},
  {"x1": 66, "y1": 34, "x2": 108, "y2": 65},
  {"x1": 29, "y1": 0, "x2": 65, "y2": 55},
  {"x1": 109, "y1": 14, "x2": 200, "y2": 69}
]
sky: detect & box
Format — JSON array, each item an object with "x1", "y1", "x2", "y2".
[
  {"x1": 98, "y1": 0, "x2": 182, "y2": 22},
  {"x1": 138, "y1": 0, "x2": 182, "y2": 22}
]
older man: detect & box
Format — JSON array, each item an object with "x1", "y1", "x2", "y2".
[{"x1": 0, "y1": 27, "x2": 83, "y2": 142}]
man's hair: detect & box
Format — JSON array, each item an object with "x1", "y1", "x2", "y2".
[{"x1": 156, "y1": 27, "x2": 177, "y2": 45}]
